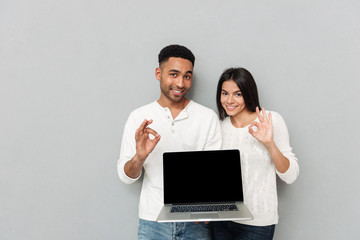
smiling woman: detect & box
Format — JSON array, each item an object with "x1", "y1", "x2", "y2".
[
  {"x1": 220, "y1": 80, "x2": 257, "y2": 128},
  {"x1": 212, "y1": 67, "x2": 299, "y2": 240},
  {"x1": 216, "y1": 68, "x2": 260, "y2": 122}
]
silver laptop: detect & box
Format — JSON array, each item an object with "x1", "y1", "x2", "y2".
[{"x1": 156, "y1": 149, "x2": 253, "y2": 222}]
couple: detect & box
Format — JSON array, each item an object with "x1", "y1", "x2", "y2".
[{"x1": 118, "y1": 45, "x2": 299, "y2": 240}]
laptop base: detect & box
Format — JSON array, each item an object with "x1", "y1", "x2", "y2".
[{"x1": 157, "y1": 202, "x2": 253, "y2": 223}]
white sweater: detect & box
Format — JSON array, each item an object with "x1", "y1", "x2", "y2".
[
  {"x1": 220, "y1": 111, "x2": 299, "y2": 226},
  {"x1": 118, "y1": 101, "x2": 222, "y2": 221}
]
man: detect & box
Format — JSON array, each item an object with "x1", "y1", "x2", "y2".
[{"x1": 118, "y1": 44, "x2": 222, "y2": 240}]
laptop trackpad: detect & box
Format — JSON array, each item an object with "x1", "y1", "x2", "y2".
[{"x1": 190, "y1": 213, "x2": 219, "y2": 219}]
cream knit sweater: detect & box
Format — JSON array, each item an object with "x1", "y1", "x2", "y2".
[{"x1": 220, "y1": 111, "x2": 299, "y2": 226}]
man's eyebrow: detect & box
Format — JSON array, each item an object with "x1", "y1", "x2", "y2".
[{"x1": 168, "y1": 69, "x2": 193, "y2": 74}]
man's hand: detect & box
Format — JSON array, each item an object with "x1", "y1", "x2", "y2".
[
  {"x1": 134, "y1": 119, "x2": 161, "y2": 162},
  {"x1": 124, "y1": 119, "x2": 161, "y2": 179}
]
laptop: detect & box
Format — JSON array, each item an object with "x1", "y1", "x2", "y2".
[{"x1": 156, "y1": 149, "x2": 253, "y2": 222}]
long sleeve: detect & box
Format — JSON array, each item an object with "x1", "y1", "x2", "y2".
[
  {"x1": 117, "y1": 113, "x2": 142, "y2": 184},
  {"x1": 204, "y1": 112, "x2": 223, "y2": 150},
  {"x1": 272, "y1": 112, "x2": 299, "y2": 184}
]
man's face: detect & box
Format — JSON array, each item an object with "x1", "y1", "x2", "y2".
[{"x1": 156, "y1": 57, "x2": 193, "y2": 103}]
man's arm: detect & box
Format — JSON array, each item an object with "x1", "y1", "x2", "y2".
[{"x1": 204, "y1": 112, "x2": 222, "y2": 150}]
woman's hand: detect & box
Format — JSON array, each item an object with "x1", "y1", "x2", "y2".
[
  {"x1": 249, "y1": 107, "x2": 290, "y2": 173},
  {"x1": 248, "y1": 107, "x2": 274, "y2": 146}
]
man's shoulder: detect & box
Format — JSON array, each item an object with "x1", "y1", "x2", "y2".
[
  {"x1": 129, "y1": 101, "x2": 157, "y2": 116},
  {"x1": 188, "y1": 101, "x2": 217, "y2": 116},
  {"x1": 124, "y1": 102, "x2": 158, "y2": 128}
]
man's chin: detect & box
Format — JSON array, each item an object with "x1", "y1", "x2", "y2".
[
  {"x1": 170, "y1": 97, "x2": 183, "y2": 103},
  {"x1": 171, "y1": 93, "x2": 188, "y2": 102}
]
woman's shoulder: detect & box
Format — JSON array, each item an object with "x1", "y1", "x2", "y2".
[
  {"x1": 266, "y1": 110, "x2": 288, "y2": 131},
  {"x1": 267, "y1": 110, "x2": 282, "y2": 120}
]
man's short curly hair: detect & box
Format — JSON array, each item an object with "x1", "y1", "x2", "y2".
[{"x1": 158, "y1": 44, "x2": 195, "y2": 67}]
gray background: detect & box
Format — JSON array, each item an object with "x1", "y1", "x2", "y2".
[{"x1": 1, "y1": 0, "x2": 359, "y2": 239}]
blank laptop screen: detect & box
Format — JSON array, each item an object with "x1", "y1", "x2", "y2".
[{"x1": 163, "y1": 149, "x2": 244, "y2": 204}]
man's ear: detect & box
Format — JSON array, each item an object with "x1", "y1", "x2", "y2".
[{"x1": 155, "y1": 67, "x2": 161, "y2": 81}]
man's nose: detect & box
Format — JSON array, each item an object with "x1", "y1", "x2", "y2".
[{"x1": 175, "y1": 78, "x2": 184, "y2": 88}]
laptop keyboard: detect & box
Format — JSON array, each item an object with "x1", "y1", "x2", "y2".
[{"x1": 171, "y1": 204, "x2": 238, "y2": 213}]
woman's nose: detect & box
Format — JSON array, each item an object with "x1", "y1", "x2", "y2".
[{"x1": 226, "y1": 95, "x2": 234, "y2": 103}]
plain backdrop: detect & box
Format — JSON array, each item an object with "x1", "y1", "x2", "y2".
[{"x1": 1, "y1": 0, "x2": 359, "y2": 239}]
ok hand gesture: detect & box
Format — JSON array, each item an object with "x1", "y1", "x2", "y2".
[
  {"x1": 134, "y1": 119, "x2": 161, "y2": 162},
  {"x1": 248, "y1": 107, "x2": 274, "y2": 146}
]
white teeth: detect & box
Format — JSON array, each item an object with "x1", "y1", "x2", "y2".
[{"x1": 173, "y1": 90, "x2": 182, "y2": 93}]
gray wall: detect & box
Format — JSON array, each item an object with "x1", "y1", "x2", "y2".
[{"x1": 1, "y1": 0, "x2": 359, "y2": 239}]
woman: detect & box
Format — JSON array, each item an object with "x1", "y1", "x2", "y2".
[{"x1": 211, "y1": 68, "x2": 299, "y2": 240}]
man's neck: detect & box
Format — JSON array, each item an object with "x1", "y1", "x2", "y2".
[{"x1": 157, "y1": 97, "x2": 190, "y2": 119}]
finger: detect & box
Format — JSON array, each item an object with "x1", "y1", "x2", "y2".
[
  {"x1": 256, "y1": 107, "x2": 263, "y2": 122},
  {"x1": 249, "y1": 121, "x2": 259, "y2": 128},
  {"x1": 248, "y1": 125, "x2": 254, "y2": 135},
  {"x1": 268, "y1": 112, "x2": 272, "y2": 127},
  {"x1": 142, "y1": 119, "x2": 153, "y2": 131},
  {"x1": 262, "y1": 107, "x2": 268, "y2": 122},
  {"x1": 144, "y1": 127, "x2": 159, "y2": 138},
  {"x1": 248, "y1": 122, "x2": 259, "y2": 134},
  {"x1": 138, "y1": 119, "x2": 149, "y2": 132},
  {"x1": 135, "y1": 120, "x2": 148, "y2": 139},
  {"x1": 152, "y1": 134, "x2": 161, "y2": 144},
  {"x1": 138, "y1": 119, "x2": 154, "y2": 134},
  {"x1": 144, "y1": 119, "x2": 153, "y2": 129}
]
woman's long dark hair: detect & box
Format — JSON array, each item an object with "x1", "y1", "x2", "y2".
[{"x1": 216, "y1": 67, "x2": 261, "y2": 120}]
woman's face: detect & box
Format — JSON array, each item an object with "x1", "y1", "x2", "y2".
[{"x1": 220, "y1": 80, "x2": 247, "y2": 117}]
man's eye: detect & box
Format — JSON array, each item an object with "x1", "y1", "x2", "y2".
[
  {"x1": 170, "y1": 73, "x2": 177, "y2": 77},
  {"x1": 222, "y1": 92, "x2": 228, "y2": 96},
  {"x1": 184, "y1": 75, "x2": 191, "y2": 79}
]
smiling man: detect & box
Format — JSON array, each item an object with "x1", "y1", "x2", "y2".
[{"x1": 117, "y1": 45, "x2": 222, "y2": 240}]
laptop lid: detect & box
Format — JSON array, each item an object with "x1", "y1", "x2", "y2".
[{"x1": 163, "y1": 149, "x2": 244, "y2": 205}]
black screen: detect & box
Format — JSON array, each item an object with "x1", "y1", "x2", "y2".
[{"x1": 163, "y1": 149, "x2": 243, "y2": 204}]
